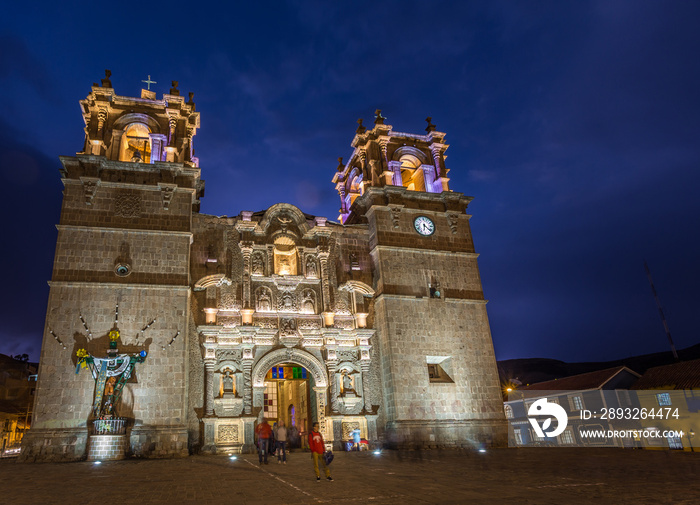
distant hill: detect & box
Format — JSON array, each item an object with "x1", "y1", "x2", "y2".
[{"x1": 497, "y1": 342, "x2": 700, "y2": 387}]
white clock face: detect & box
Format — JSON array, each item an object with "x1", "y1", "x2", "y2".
[{"x1": 414, "y1": 216, "x2": 435, "y2": 236}]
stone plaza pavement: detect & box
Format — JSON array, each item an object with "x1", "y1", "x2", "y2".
[{"x1": 1, "y1": 448, "x2": 698, "y2": 505}]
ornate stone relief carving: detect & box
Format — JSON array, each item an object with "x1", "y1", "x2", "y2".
[
  {"x1": 251, "y1": 252, "x2": 265, "y2": 276},
  {"x1": 219, "y1": 284, "x2": 239, "y2": 311},
  {"x1": 446, "y1": 212, "x2": 460, "y2": 234},
  {"x1": 158, "y1": 183, "x2": 177, "y2": 211},
  {"x1": 252, "y1": 348, "x2": 328, "y2": 388},
  {"x1": 336, "y1": 350, "x2": 357, "y2": 362},
  {"x1": 114, "y1": 191, "x2": 142, "y2": 218},
  {"x1": 253, "y1": 317, "x2": 278, "y2": 329},
  {"x1": 389, "y1": 206, "x2": 401, "y2": 229},
  {"x1": 335, "y1": 292, "x2": 351, "y2": 315},
  {"x1": 80, "y1": 177, "x2": 100, "y2": 206},
  {"x1": 342, "y1": 422, "x2": 361, "y2": 440},
  {"x1": 278, "y1": 292, "x2": 298, "y2": 313},
  {"x1": 217, "y1": 424, "x2": 239, "y2": 443},
  {"x1": 334, "y1": 318, "x2": 354, "y2": 329},
  {"x1": 279, "y1": 317, "x2": 297, "y2": 336},
  {"x1": 216, "y1": 349, "x2": 242, "y2": 362},
  {"x1": 297, "y1": 318, "x2": 321, "y2": 330}
]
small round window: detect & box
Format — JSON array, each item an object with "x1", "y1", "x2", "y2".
[{"x1": 115, "y1": 263, "x2": 131, "y2": 277}]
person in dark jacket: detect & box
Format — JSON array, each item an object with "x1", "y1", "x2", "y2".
[{"x1": 308, "y1": 422, "x2": 332, "y2": 481}]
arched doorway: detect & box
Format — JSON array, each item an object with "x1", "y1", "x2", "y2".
[
  {"x1": 262, "y1": 364, "x2": 311, "y2": 449},
  {"x1": 252, "y1": 348, "x2": 329, "y2": 443}
]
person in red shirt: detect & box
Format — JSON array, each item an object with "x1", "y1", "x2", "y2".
[
  {"x1": 308, "y1": 422, "x2": 332, "y2": 481},
  {"x1": 255, "y1": 419, "x2": 272, "y2": 465}
]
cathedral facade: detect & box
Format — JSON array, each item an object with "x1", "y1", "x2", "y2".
[{"x1": 21, "y1": 75, "x2": 506, "y2": 461}]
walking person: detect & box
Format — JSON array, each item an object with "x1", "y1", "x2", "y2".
[
  {"x1": 255, "y1": 419, "x2": 272, "y2": 465},
  {"x1": 308, "y1": 422, "x2": 332, "y2": 481},
  {"x1": 276, "y1": 420, "x2": 288, "y2": 464}
]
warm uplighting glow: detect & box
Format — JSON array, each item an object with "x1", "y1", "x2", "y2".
[
  {"x1": 204, "y1": 308, "x2": 218, "y2": 324},
  {"x1": 355, "y1": 312, "x2": 368, "y2": 328},
  {"x1": 241, "y1": 309, "x2": 255, "y2": 325},
  {"x1": 322, "y1": 312, "x2": 335, "y2": 327}
]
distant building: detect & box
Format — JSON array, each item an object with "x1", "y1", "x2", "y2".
[
  {"x1": 505, "y1": 366, "x2": 641, "y2": 447},
  {"x1": 631, "y1": 358, "x2": 700, "y2": 451},
  {"x1": 0, "y1": 354, "x2": 37, "y2": 455}
]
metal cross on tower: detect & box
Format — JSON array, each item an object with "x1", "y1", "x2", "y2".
[{"x1": 141, "y1": 74, "x2": 157, "y2": 90}]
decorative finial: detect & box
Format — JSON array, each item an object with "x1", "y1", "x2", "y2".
[
  {"x1": 141, "y1": 74, "x2": 157, "y2": 90},
  {"x1": 356, "y1": 118, "x2": 366, "y2": 134},
  {"x1": 425, "y1": 117, "x2": 436, "y2": 133},
  {"x1": 170, "y1": 81, "x2": 180, "y2": 96},
  {"x1": 374, "y1": 109, "x2": 385, "y2": 125},
  {"x1": 188, "y1": 92, "x2": 195, "y2": 104},
  {"x1": 336, "y1": 157, "x2": 344, "y2": 172},
  {"x1": 101, "y1": 69, "x2": 112, "y2": 88}
]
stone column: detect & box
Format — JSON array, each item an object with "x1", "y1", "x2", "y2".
[
  {"x1": 318, "y1": 252, "x2": 331, "y2": 313},
  {"x1": 388, "y1": 160, "x2": 402, "y2": 186},
  {"x1": 314, "y1": 387, "x2": 328, "y2": 441},
  {"x1": 149, "y1": 133, "x2": 167, "y2": 162},
  {"x1": 266, "y1": 245, "x2": 274, "y2": 276},
  {"x1": 327, "y1": 358, "x2": 339, "y2": 414},
  {"x1": 297, "y1": 246, "x2": 305, "y2": 276},
  {"x1": 204, "y1": 359, "x2": 216, "y2": 416},
  {"x1": 109, "y1": 129, "x2": 124, "y2": 159},
  {"x1": 242, "y1": 356, "x2": 253, "y2": 415},
  {"x1": 241, "y1": 242, "x2": 253, "y2": 309},
  {"x1": 360, "y1": 362, "x2": 372, "y2": 413}
]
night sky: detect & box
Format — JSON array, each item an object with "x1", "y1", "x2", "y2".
[{"x1": 1, "y1": 1, "x2": 699, "y2": 363}]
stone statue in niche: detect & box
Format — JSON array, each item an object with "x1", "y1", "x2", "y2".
[
  {"x1": 257, "y1": 289, "x2": 271, "y2": 312},
  {"x1": 306, "y1": 257, "x2": 318, "y2": 278},
  {"x1": 279, "y1": 292, "x2": 296, "y2": 312},
  {"x1": 222, "y1": 370, "x2": 235, "y2": 396},
  {"x1": 301, "y1": 290, "x2": 315, "y2": 314},
  {"x1": 340, "y1": 370, "x2": 357, "y2": 397},
  {"x1": 252, "y1": 253, "x2": 264, "y2": 275}
]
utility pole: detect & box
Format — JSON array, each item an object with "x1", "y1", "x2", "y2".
[{"x1": 644, "y1": 261, "x2": 679, "y2": 360}]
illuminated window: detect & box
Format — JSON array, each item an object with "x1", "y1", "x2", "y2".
[
  {"x1": 119, "y1": 123, "x2": 151, "y2": 163},
  {"x1": 656, "y1": 393, "x2": 672, "y2": 406},
  {"x1": 504, "y1": 405, "x2": 513, "y2": 419},
  {"x1": 667, "y1": 434, "x2": 683, "y2": 450},
  {"x1": 570, "y1": 395, "x2": 584, "y2": 411},
  {"x1": 560, "y1": 429, "x2": 575, "y2": 445},
  {"x1": 263, "y1": 382, "x2": 277, "y2": 419}
]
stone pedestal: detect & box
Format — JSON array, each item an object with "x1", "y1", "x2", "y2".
[{"x1": 87, "y1": 434, "x2": 127, "y2": 461}]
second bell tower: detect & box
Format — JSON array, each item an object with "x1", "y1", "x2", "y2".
[{"x1": 333, "y1": 112, "x2": 507, "y2": 448}]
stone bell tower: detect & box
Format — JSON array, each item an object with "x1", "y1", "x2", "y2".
[
  {"x1": 333, "y1": 112, "x2": 507, "y2": 448},
  {"x1": 21, "y1": 71, "x2": 204, "y2": 461}
]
